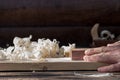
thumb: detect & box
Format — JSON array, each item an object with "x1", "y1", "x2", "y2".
[{"x1": 98, "y1": 62, "x2": 120, "y2": 72}]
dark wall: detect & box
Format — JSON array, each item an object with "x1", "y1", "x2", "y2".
[
  {"x1": 0, "y1": 0, "x2": 120, "y2": 47},
  {"x1": 0, "y1": 0, "x2": 120, "y2": 26}
]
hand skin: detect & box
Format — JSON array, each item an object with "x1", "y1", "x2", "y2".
[{"x1": 83, "y1": 41, "x2": 120, "y2": 72}]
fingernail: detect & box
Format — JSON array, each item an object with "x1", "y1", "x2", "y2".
[
  {"x1": 98, "y1": 67, "x2": 106, "y2": 72},
  {"x1": 83, "y1": 56, "x2": 92, "y2": 62},
  {"x1": 84, "y1": 49, "x2": 90, "y2": 54},
  {"x1": 98, "y1": 67, "x2": 102, "y2": 71},
  {"x1": 83, "y1": 56, "x2": 88, "y2": 61},
  {"x1": 83, "y1": 56, "x2": 87, "y2": 61},
  {"x1": 107, "y1": 44, "x2": 112, "y2": 47}
]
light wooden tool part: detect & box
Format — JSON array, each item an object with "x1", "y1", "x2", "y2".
[{"x1": 72, "y1": 48, "x2": 88, "y2": 60}]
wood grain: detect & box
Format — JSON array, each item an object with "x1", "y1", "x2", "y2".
[
  {"x1": 0, "y1": 71, "x2": 119, "y2": 80},
  {"x1": 0, "y1": 58, "x2": 108, "y2": 71}
]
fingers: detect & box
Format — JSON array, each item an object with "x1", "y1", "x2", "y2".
[
  {"x1": 84, "y1": 46, "x2": 105, "y2": 55},
  {"x1": 83, "y1": 51, "x2": 118, "y2": 64},
  {"x1": 98, "y1": 62, "x2": 120, "y2": 72},
  {"x1": 83, "y1": 53, "x2": 108, "y2": 63},
  {"x1": 107, "y1": 41, "x2": 120, "y2": 47},
  {"x1": 85, "y1": 46, "x2": 120, "y2": 55},
  {"x1": 85, "y1": 41, "x2": 120, "y2": 56}
]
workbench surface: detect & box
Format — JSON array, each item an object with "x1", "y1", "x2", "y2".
[{"x1": 0, "y1": 71, "x2": 119, "y2": 80}]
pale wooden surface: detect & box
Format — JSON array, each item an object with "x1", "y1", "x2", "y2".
[
  {"x1": 0, "y1": 58, "x2": 107, "y2": 71},
  {"x1": 0, "y1": 71, "x2": 119, "y2": 80},
  {"x1": 0, "y1": 58, "x2": 118, "y2": 80}
]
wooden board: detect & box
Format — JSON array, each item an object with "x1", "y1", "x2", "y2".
[{"x1": 0, "y1": 58, "x2": 108, "y2": 71}]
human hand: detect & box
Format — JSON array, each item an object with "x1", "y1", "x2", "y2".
[
  {"x1": 107, "y1": 41, "x2": 120, "y2": 47},
  {"x1": 83, "y1": 42, "x2": 120, "y2": 72}
]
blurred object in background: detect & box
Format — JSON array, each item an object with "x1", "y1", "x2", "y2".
[{"x1": 91, "y1": 23, "x2": 118, "y2": 47}]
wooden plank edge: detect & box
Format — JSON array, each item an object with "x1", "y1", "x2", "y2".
[{"x1": 0, "y1": 62, "x2": 108, "y2": 71}]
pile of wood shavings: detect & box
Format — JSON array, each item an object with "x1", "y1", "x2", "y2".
[{"x1": 0, "y1": 35, "x2": 75, "y2": 61}]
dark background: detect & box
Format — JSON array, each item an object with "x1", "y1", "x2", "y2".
[{"x1": 0, "y1": 0, "x2": 120, "y2": 47}]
